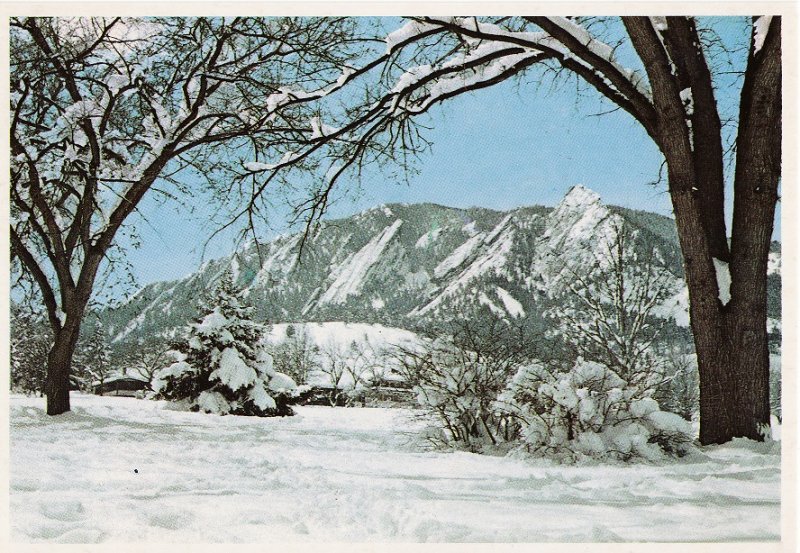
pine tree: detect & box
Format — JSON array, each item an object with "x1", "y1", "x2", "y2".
[
  {"x1": 77, "y1": 321, "x2": 113, "y2": 394},
  {"x1": 10, "y1": 305, "x2": 51, "y2": 396},
  {"x1": 153, "y1": 271, "x2": 298, "y2": 417}
]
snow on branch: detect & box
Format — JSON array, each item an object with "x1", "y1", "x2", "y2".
[
  {"x1": 227, "y1": 16, "x2": 664, "y2": 242},
  {"x1": 232, "y1": 16, "x2": 660, "y2": 236},
  {"x1": 420, "y1": 16, "x2": 652, "y2": 102},
  {"x1": 388, "y1": 43, "x2": 546, "y2": 115},
  {"x1": 265, "y1": 66, "x2": 357, "y2": 110},
  {"x1": 11, "y1": 16, "x2": 383, "y2": 337},
  {"x1": 753, "y1": 16, "x2": 773, "y2": 54},
  {"x1": 530, "y1": 17, "x2": 651, "y2": 101},
  {"x1": 385, "y1": 19, "x2": 440, "y2": 52},
  {"x1": 244, "y1": 152, "x2": 299, "y2": 173},
  {"x1": 408, "y1": 16, "x2": 656, "y2": 130},
  {"x1": 648, "y1": 16, "x2": 669, "y2": 50}
]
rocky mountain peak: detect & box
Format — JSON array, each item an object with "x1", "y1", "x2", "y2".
[{"x1": 558, "y1": 184, "x2": 602, "y2": 211}]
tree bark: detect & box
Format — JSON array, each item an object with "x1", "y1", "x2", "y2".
[
  {"x1": 44, "y1": 320, "x2": 82, "y2": 415},
  {"x1": 692, "y1": 306, "x2": 771, "y2": 444},
  {"x1": 43, "y1": 250, "x2": 104, "y2": 415},
  {"x1": 669, "y1": 176, "x2": 773, "y2": 444},
  {"x1": 695, "y1": 17, "x2": 782, "y2": 444}
]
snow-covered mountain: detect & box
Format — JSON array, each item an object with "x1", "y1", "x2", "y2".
[{"x1": 101, "y1": 185, "x2": 781, "y2": 350}]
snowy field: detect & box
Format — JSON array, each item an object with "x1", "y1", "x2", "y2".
[{"x1": 10, "y1": 393, "x2": 780, "y2": 543}]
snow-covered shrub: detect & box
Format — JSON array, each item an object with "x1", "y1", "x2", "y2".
[
  {"x1": 396, "y1": 319, "x2": 527, "y2": 451},
  {"x1": 153, "y1": 272, "x2": 301, "y2": 417},
  {"x1": 653, "y1": 349, "x2": 699, "y2": 422},
  {"x1": 521, "y1": 219, "x2": 693, "y2": 461},
  {"x1": 497, "y1": 358, "x2": 694, "y2": 462}
]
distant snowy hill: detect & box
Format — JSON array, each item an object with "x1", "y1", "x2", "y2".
[{"x1": 101, "y1": 185, "x2": 781, "y2": 350}]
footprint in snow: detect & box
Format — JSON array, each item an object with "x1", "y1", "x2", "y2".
[
  {"x1": 147, "y1": 507, "x2": 194, "y2": 529},
  {"x1": 39, "y1": 500, "x2": 87, "y2": 522},
  {"x1": 57, "y1": 527, "x2": 106, "y2": 543},
  {"x1": 12, "y1": 477, "x2": 40, "y2": 492}
]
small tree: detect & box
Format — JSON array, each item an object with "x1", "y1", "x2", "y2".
[
  {"x1": 123, "y1": 338, "x2": 172, "y2": 391},
  {"x1": 153, "y1": 272, "x2": 298, "y2": 416},
  {"x1": 316, "y1": 341, "x2": 351, "y2": 406},
  {"x1": 546, "y1": 219, "x2": 677, "y2": 393},
  {"x1": 10, "y1": 304, "x2": 51, "y2": 396},
  {"x1": 653, "y1": 348, "x2": 699, "y2": 422},
  {"x1": 315, "y1": 339, "x2": 384, "y2": 406},
  {"x1": 75, "y1": 321, "x2": 113, "y2": 393},
  {"x1": 270, "y1": 325, "x2": 319, "y2": 386},
  {"x1": 342, "y1": 340, "x2": 379, "y2": 402}
]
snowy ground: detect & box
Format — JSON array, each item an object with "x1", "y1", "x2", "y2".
[{"x1": 10, "y1": 393, "x2": 780, "y2": 543}]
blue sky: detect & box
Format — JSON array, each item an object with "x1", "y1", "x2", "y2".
[{"x1": 117, "y1": 16, "x2": 779, "y2": 294}]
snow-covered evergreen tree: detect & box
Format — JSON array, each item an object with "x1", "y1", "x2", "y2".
[
  {"x1": 76, "y1": 321, "x2": 113, "y2": 393},
  {"x1": 153, "y1": 271, "x2": 299, "y2": 416},
  {"x1": 10, "y1": 304, "x2": 51, "y2": 396}
]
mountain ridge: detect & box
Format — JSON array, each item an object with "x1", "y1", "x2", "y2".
[{"x1": 100, "y1": 186, "x2": 781, "y2": 353}]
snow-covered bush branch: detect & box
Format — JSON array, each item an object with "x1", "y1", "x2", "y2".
[
  {"x1": 395, "y1": 319, "x2": 532, "y2": 451},
  {"x1": 497, "y1": 358, "x2": 694, "y2": 462}
]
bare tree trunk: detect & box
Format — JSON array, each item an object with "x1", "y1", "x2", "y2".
[
  {"x1": 44, "y1": 322, "x2": 82, "y2": 415},
  {"x1": 43, "y1": 253, "x2": 102, "y2": 415},
  {"x1": 623, "y1": 15, "x2": 780, "y2": 445},
  {"x1": 694, "y1": 16, "x2": 782, "y2": 445},
  {"x1": 670, "y1": 170, "x2": 774, "y2": 444},
  {"x1": 693, "y1": 308, "x2": 771, "y2": 444}
]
